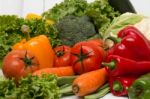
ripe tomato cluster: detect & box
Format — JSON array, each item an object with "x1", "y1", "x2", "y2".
[{"x1": 53, "y1": 39, "x2": 106, "y2": 74}]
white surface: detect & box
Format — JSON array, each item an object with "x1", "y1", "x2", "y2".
[
  {"x1": 0, "y1": 0, "x2": 150, "y2": 17},
  {"x1": 130, "y1": 0, "x2": 150, "y2": 17},
  {"x1": 61, "y1": 94, "x2": 128, "y2": 99},
  {"x1": 0, "y1": 0, "x2": 23, "y2": 16}
]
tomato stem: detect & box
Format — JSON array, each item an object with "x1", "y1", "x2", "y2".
[
  {"x1": 55, "y1": 46, "x2": 65, "y2": 57},
  {"x1": 20, "y1": 51, "x2": 36, "y2": 67},
  {"x1": 72, "y1": 45, "x2": 91, "y2": 73}
]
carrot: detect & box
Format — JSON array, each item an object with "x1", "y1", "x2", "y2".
[
  {"x1": 72, "y1": 68, "x2": 108, "y2": 96},
  {"x1": 32, "y1": 66, "x2": 74, "y2": 77}
]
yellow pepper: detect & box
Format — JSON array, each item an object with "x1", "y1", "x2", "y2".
[
  {"x1": 46, "y1": 20, "x2": 55, "y2": 25},
  {"x1": 26, "y1": 13, "x2": 55, "y2": 25},
  {"x1": 13, "y1": 35, "x2": 54, "y2": 69},
  {"x1": 26, "y1": 13, "x2": 42, "y2": 20}
]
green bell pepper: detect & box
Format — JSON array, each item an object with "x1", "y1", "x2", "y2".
[{"x1": 128, "y1": 73, "x2": 150, "y2": 99}]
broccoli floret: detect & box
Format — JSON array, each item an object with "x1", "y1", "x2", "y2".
[{"x1": 56, "y1": 15, "x2": 97, "y2": 46}]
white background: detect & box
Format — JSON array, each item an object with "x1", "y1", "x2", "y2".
[{"x1": 0, "y1": 0, "x2": 150, "y2": 17}]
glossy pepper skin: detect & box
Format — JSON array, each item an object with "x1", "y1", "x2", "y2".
[
  {"x1": 109, "y1": 76, "x2": 137, "y2": 96},
  {"x1": 13, "y1": 35, "x2": 54, "y2": 69},
  {"x1": 128, "y1": 73, "x2": 150, "y2": 99},
  {"x1": 107, "y1": 26, "x2": 150, "y2": 61},
  {"x1": 103, "y1": 55, "x2": 150, "y2": 76}
]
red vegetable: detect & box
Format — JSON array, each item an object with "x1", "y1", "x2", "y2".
[
  {"x1": 109, "y1": 76, "x2": 138, "y2": 96},
  {"x1": 107, "y1": 26, "x2": 150, "y2": 61},
  {"x1": 71, "y1": 41, "x2": 105, "y2": 74},
  {"x1": 87, "y1": 39, "x2": 104, "y2": 47},
  {"x1": 2, "y1": 50, "x2": 39, "y2": 81},
  {"x1": 53, "y1": 45, "x2": 71, "y2": 67},
  {"x1": 103, "y1": 55, "x2": 150, "y2": 76}
]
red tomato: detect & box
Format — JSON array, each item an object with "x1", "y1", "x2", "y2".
[
  {"x1": 2, "y1": 50, "x2": 39, "y2": 81},
  {"x1": 71, "y1": 41, "x2": 105, "y2": 74},
  {"x1": 53, "y1": 45, "x2": 71, "y2": 67},
  {"x1": 87, "y1": 39, "x2": 106, "y2": 58},
  {"x1": 87, "y1": 39, "x2": 104, "y2": 47}
]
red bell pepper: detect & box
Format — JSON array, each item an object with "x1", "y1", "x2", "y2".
[
  {"x1": 102, "y1": 55, "x2": 150, "y2": 76},
  {"x1": 109, "y1": 76, "x2": 138, "y2": 96},
  {"x1": 107, "y1": 26, "x2": 150, "y2": 61}
]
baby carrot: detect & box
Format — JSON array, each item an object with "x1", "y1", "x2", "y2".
[
  {"x1": 32, "y1": 66, "x2": 74, "y2": 77},
  {"x1": 72, "y1": 68, "x2": 108, "y2": 96}
]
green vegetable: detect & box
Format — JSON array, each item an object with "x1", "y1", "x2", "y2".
[
  {"x1": 0, "y1": 15, "x2": 60, "y2": 62},
  {"x1": 84, "y1": 83, "x2": 110, "y2": 99},
  {"x1": 0, "y1": 74, "x2": 60, "y2": 99},
  {"x1": 57, "y1": 76, "x2": 78, "y2": 97},
  {"x1": 56, "y1": 15, "x2": 97, "y2": 46},
  {"x1": 57, "y1": 76, "x2": 77, "y2": 86},
  {"x1": 0, "y1": 15, "x2": 24, "y2": 61},
  {"x1": 43, "y1": 0, "x2": 120, "y2": 36},
  {"x1": 60, "y1": 84, "x2": 73, "y2": 97},
  {"x1": 42, "y1": 0, "x2": 88, "y2": 21},
  {"x1": 103, "y1": 13, "x2": 144, "y2": 39},
  {"x1": 128, "y1": 73, "x2": 150, "y2": 99},
  {"x1": 85, "y1": 0, "x2": 120, "y2": 33},
  {"x1": 23, "y1": 19, "x2": 61, "y2": 47},
  {"x1": 0, "y1": 77, "x2": 17, "y2": 99}
]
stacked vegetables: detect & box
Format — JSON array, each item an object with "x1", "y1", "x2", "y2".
[
  {"x1": 1, "y1": 33, "x2": 109, "y2": 98},
  {"x1": 2, "y1": 19, "x2": 150, "y2": 99},
  {"x1": 1, "y1": 0, "x2": 150, "y2": 99},
  {"x1": 103, "y1": 26, "x2": 150, "y2": 98}
]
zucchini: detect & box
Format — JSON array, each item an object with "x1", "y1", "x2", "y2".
[{"x1": 108, "y1": 0, "x2": 136, "y2": 13}]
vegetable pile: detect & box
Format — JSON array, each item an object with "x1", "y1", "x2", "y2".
[
  {"x1": 43, "y1": 0, "x2": 120, "y2": 46},
  {"x1": 1, "y1": 0, "x2": 150, "y2": 99},
  {"x1": 0, "y1": 15, "x2": 60, "y2": 66}
]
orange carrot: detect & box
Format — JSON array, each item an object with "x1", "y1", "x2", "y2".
[
  {"x1": 32, "y1": 66, "x2": 74, "y2": 77},
  {"x1": 72, "y1": 68, "x2": 108, "y2": 96}
]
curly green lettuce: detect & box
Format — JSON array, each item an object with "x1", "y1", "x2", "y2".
[
  {"x1": 0, "y1": 15, "x2": 60, "y2": 64},
  {"x1": 42, "y1": 0, "x2": 120, "y2": 38},
  {"x1": 0, "y1": 74, "x2": 60, "y2": 99}
]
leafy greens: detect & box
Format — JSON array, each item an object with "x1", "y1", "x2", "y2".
[
  {"x1": 42, "y1": 0, "x2": 120, "y2": 34},
  {"x1": 103, "y1": 13, "x2": 144, "y2": 39},
  {"x1": 0, "y1": 15, "x2": 60, "y2": 64},
  {"x1": 0, "y1": 74, "x2": 60, "y2": 99}
]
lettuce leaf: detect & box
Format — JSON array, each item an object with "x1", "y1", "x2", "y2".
[
  {"x1": 0, "y1": 74, "x2": 60, "y2": 99},
  {"x1": 103, "y1": 13, "x2": 145, "y2": 39}
]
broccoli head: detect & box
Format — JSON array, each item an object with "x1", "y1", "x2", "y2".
[{"x1": 56, "y1": 15, "x2": 97, "y2": 46}]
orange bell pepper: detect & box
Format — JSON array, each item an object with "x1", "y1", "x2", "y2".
[{"x1": 13, "y1": 35, "x2": 54, "y2": 69}]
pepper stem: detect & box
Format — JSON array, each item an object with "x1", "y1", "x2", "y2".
[
  {"x1": 113, "y1": 81, "x2": 123, "y2": 92},
  {"x1": 101, "y1": 61, "x2": 116, "y2": 70},
  {"x1": 107, "y1": 36, "x2": 122, "y2": 44},
  {"x1": 21, "y1": 25, "x2": 31, "y2": 40},
  {"x1": 134, "y1": 85, "x2": 144, "y2": 96}
]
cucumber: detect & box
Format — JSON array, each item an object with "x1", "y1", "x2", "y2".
[{"x1": 108, "y1": 0, "x2": 136, "y2": 13}]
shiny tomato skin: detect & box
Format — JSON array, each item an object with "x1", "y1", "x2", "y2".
[
  {"x1": 2, "y1": 50, "x2": 39, "y2": 81},
  {"x1": 71, "y1": 41, "x2": 105, "y2": 74},
  {"x1": 54, "y1": 45, "x2": 71, "y2": 67},
  {"x1": 87, "y1": 39, "x2": 104, "y2": 47}
]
